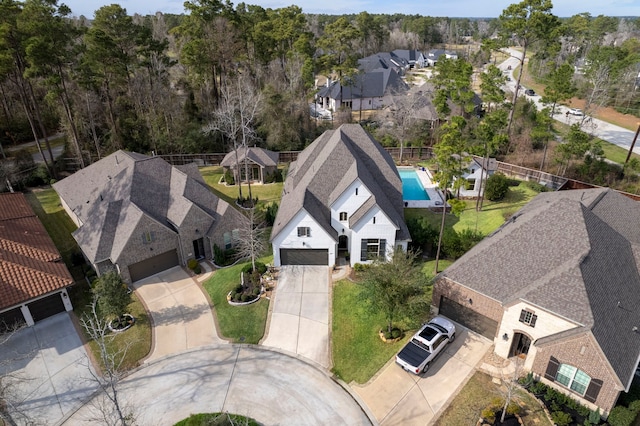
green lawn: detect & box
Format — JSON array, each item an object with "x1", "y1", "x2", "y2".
[
  {"x1": 406, "y1": 181, "x2": 539, "y2": 237},
  {"x1": 202, "y1": 257, "x2": 272, "y2": 343},
  {"x1": 200, "y1": 166, "x2": 283, "y2": 208},
  {"x1": 600, "y1": 140, "x2": 640, "y2": 165},
  {"x1": 331, "y1": 279, "x2": 414, "y2": 384},
  {"x1": 25, "y1": 188, "x2": 79, "y2": 269}
]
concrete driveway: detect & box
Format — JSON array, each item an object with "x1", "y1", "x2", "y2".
[
  {"x1": 132, "y1": 266, "x2": 224, "y2": 362},
  {"x1": 63, "y1": 345, "x2": 372, "y2": 426},
  {"x1": 352, "y1": 325, "x2": 492, "y2": 425},
  {"x1": 261, "y1": 265, "x2": 330, "y2": 368},
  {"x1": 0, "y1": 313, "x2": 96, "y2": 425}
]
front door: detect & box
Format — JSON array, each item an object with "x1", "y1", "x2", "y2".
[
  {"x1": 510, "y1": 332, "x2": 532, "y2": 358},
  {"x1": 338, "y1": 235, "x2": 348, "y2": 251},
  {"x1": 193, "y1": 238, "x2": 205, "y2": 259}
]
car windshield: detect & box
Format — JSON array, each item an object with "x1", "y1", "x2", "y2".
[{"x1": 430, "y1": 323, "x2": 448, "y2": 335}]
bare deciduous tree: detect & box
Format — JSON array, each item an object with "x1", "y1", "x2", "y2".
[
  {"x1": 234, "y1": 207, "x2": 268, "y2": 272},
  {"x1": 80, "y1": 299, "x2": 136, "y2": 426},
  {"x1": 0, "y1": 322, "x2": 32, "y2": 426}
]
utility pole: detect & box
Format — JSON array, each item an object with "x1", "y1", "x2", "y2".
[{"x1": 624, "y1": 122, "x2": 640, "y2": 165}]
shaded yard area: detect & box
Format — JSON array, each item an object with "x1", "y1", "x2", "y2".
[
  {"x1": 202, "y1": 257, "x2": 272, "y2": 344},
  {"x1": 434, "y1": 371, "x2": 552, "y2": 426}
]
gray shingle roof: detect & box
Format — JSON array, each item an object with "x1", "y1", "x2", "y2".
[
  {"x1": 271, "y1": 124, "x2": 410, "y2": 242},
  {"x1": 220, "y1": 147, "x2": 279, "y2": 168},
  {"x1": 316, "y1": 68, "x2": 409, "y2": 101},
  {"x1": 54, "y1": 150, "x2": 244, "y2": 264},
  {"x1": 443, "y1": 187, "x2": 640, "y2": 389}
]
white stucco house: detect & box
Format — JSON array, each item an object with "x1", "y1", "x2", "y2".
[{"x1": 270, "y1": 124, "x2": 411, "y2": 267}]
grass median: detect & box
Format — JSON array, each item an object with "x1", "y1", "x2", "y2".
[{"x1": 203, "y1": 256, "x2": 272, "y2": 344}]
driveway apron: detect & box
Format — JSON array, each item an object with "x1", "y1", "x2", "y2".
[
  {"x1": 0, "y1": 314, "x2": 96, "y2": 425},
  {"x1": 262, "y1": 265, "x2": 330, "y2": 368},
  {"x1": 352, "y1": 327, "x2": 492, "y2": 425},
  {"x1": 132, "y1": 266, "x2": 223, "y2": 362},
  {"x1": 63, "y1": 345, "x2": 372, "y2": 426}
]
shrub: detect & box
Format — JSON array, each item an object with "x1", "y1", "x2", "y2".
[
  {"x1": 485, "y1": 173, "x2": 509, "y2": 201},
  {"x1": 524, "y1": 180, "x2": 550, "y2": 193},
  {"x1": 242, "y1": 262, "x2": 267, "y2": 275},
  {"x1": 481, "y1": 408, "x2": 496, "y2": 424},
  {"x1": 92, "y1": 271, "x2": 131, "y2": 319},
  {"x1": 240, "y1": 293, "x2": 250, "y2": 302},
  {"x1": 354, "y1": 263, "x2": 368, "y2": 272},
  {"x1": 391, "y1": 328, "x2": 401, "y2": 339},
  {"x1": 187, "y1": 258, "x2": 198, "y2": 270},
  {"x1": 506, "y1": 402, "x2": 520, "y2": 415},
  {"x1": 265, "y1": 202, "x2": 279, "y2": 226},
  {"x1": 608, "y1": 406, "x2": 637, "y2": 426},
  {"x1": 588, "y1": 408, "x2": 601, "y2": 425},
  {"x1": 551, "y1": 411, "x2": 573, "y2": 426},
  {"x1": 223, "y1": 170, "x2": 235, "y2": 185}
]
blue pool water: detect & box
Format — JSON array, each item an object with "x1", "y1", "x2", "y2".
[{"x1": 399, "y1": 169, "x2": 430, "y2": 201}]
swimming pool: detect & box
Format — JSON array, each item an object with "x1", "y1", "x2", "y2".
[{"x1": 398, "y1": 169, "x2": 431, "y2": 201}]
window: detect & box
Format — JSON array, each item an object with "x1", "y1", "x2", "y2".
[
  {"x1": 297, "y1": 227, "x2": 311, "y2": 237},
  {"x1": 360, "y1": 239, "x2": 386, "y2": 261},
  {"x1": 355, "y1": 187, "x2": 358, "y2": 196},
  {"x1": 339, "y1": 212, "x2": 348, "y2": 221},
  {"x1": 519, "y1": 309, "x2": 538, "y2": 327},
  {"x1": 224, "y1": 232, "x2": 232, "y2": 250},
  {"x1": 556, "y1": 364, "x2": 591, "y2": 395}
]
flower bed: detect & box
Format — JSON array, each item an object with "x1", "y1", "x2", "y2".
[{"x1": 108, "y1": 314, "x2": 135, "y2": 333}]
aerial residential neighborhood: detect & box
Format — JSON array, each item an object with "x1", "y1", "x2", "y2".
[{"x1": 1, "y1": 0, "x2": 640, "y2": 425}]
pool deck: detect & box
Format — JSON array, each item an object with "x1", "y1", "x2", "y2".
[{"x1": 398, "y1": 167, "x2": 447, "y2": 209}]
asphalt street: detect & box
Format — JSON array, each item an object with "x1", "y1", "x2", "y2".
[{"x1": 498, "y1": 48, "x2": 639, "y2": 156}]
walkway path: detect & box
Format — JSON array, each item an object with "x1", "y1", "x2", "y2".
[
  {"x1": 498, "y1": 48, "x2": 639, "y2": 156},
  {"x1": 261, "y1": 265, "x2": 331, "y2": 368},
  {"x1": 132, "y1": 266, "x2": 224, "y2": 363},
  {"x1": 62, "y1": 345, "x2": 372, "y2": 426}
]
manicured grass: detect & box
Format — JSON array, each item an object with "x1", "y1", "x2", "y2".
[
  {"x1": 423, "y1": 259, "x2": 454, "y2": 275},
  {"x1": 405, "y1": 181, "x2": 539, "y2": 237},
  {"x1": 331, "y1": 279, "x2": 415, "y2": 384},
  {"x1": 25, "y1": 188, "x2": 79, "y2": 267},
  {"x1": 600, "y1": 140, "x2": 640, "y2": 165},
  {"x1": 200, "y1": 166, "x2": 283, "y2": 207},
  {"x1": 434, "y1": 371, "x2": 552, "y2": 426},
  {"x1": 202, "y1": 257, "x2": 272, "y2": 344},
  {"x1": 83, "y1": 294, "x2": 152, "y2": 371}
]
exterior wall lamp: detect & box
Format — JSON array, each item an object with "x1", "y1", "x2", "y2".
[{"x1": 502, "y1": 333, "x2": 509, "y2": 341}]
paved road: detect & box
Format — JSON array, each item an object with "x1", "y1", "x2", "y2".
[
  {"x1": 0, "y1": 314, "x2": 96, "y2": 426},
  {"x1": 497, "y1": 48, "x2": 639, "y2": 156},
  {"x1": 63, "y1": 345, "x2": 372, "y2": 426},
  {"x1": 353, "y1": 325, "x2": 491, "y2": 425},
  {"x1": 261, "y1": 265, "x2": 331, "y2": 368},
  {"x1": 132, "y1": 266, "x2": 224, "y2": 363}
]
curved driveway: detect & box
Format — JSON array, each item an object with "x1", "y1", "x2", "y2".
[{"x1": 63, "y1": 345, "x2": 371, "y2": 426}]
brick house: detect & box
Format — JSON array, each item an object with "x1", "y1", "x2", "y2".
[
  {"x1": 53, "y1": 150, "x2": 247, "y2": 283},
  {"x1": 432, "y1": 188, "x2": 640, "y2": 415},
  {"x1": 0, "y1": 193, "x2": 74, "y2": 328}
]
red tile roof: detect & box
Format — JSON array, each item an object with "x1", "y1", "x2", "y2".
[{"x1": 0, "y1": 193, "x2": 73, "y2": 311}]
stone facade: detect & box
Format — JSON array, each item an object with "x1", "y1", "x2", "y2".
[{"x1": 531, "y1": 333, "x2": 622, "y2": 416}]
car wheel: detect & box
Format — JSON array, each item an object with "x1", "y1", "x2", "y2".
[
  {"x1": 422, "y1": 363, "x2": 430, "y2": 374},
  {"x1": 449, "y1": 333, "x2": 455, "y2": 343}
]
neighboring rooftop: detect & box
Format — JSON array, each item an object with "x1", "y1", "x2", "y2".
[
  {"x1": 443, "y1": 188, "x2": 640, "y2": 388},
  {"x1": 0, "y1": 193, "x2": 73, "y2": 311}
]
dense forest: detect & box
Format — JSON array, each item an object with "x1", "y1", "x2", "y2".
[{"x1": 0, "y1": 0, "x2": 638, "y2": 187}]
